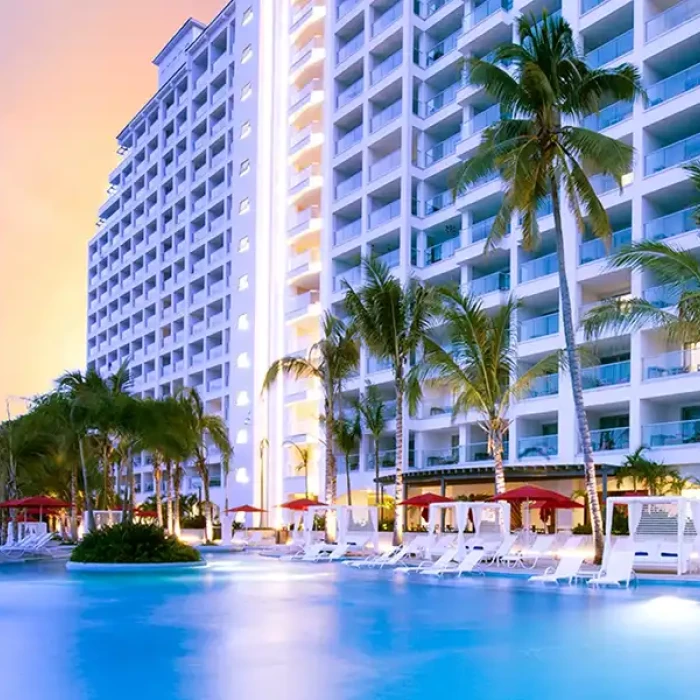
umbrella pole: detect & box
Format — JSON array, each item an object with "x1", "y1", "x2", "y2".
[{"x1": 525, "y1": 498, "x2": 531, "y2": 544}]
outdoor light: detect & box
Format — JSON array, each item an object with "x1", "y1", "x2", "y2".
[{"x1": 235, "y1": 467, "x2": 250, "y2": 484}]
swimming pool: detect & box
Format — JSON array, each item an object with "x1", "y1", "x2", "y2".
[{"x1": 1, "y1": 556, "x2": 699, "y2": 700}]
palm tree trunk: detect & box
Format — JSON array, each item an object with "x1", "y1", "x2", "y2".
[
  {"x1": 154, "y1": 457, "x2": 163, "y2": 527},
  {"x1": 344, "y1": 451, "x2": 353, "y2": 506},
  {"x1": 324, "y1": 407, "x2": 337, "y2": 504},
  {"x1": 374, "y1": 439, "x2": 380, "y2": 521},
  {"x1": 394, "y1": 379, "x2": 405, "y2": 547},
  {"x1": 172, "y1": 464, "x2": 182, "y2": 537},
  {"x1": 202, "y1": 461, "x2": 213, "y2": 542},
  {"x1": 79, "y1": 437, "x2": 95, "y2": 533},
  {"x1": 70, "y1": 463, "x2": 78, "y2": 540},
  {"x1": 102, "y1": 443, "x2": 112, "y2": 510},
  {"x1": 165, "y1": 461, "x2": 173, "y2": 533},
  {"x1": 128, "y1": 449, "x2": 135, "y2": 516},
  {"x1": 551, "y1": 177, "x2": 604, "y2": 563},
  {"x1": 491, "y1": 429, "x2": 507, "y2": 495}
]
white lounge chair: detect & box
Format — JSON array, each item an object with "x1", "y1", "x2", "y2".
[
  {"x1": 318, "y1": 543, "x2": 350, "y2": 561},
  {"x1": 529, "y1": 553, "x2": 586, "y2": 585},
  {"x1": 502, "y1": 535, "x2": 556, "y2": 569},
  {"x1": 421, "y1": 548, "x2": 486, "y2": 577},
  {"x1": 398, "y1": 547, "x2": 458, "y2": 573},
  {"x1": 286, "y1": 542, "x2": 326, "y2": 561},
  {"x1": 588, "y1": 550, "x2": 636, "y2": 588},
  {"x1": 0, "y1": 534, "x2": 43, "y2": 558},
  {"x1": 485, "y1": 534, "x2": 519, "y2": 565}
]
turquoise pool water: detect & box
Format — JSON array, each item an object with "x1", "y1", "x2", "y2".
[{"x1": 1, "y1": 556, "x2": 700, "y2": 699}]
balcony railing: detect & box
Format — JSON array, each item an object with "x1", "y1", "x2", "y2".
[
  {"x1": 518, "y1": 434, "x2": 558, "y2": 459},
  {"x1": 371, "y1": 50, "x2": 402, "y2": 86},
  {"x1": 646, "y1": 0, "x2": 700, "y2": 42},
  {"x1": 467, "y1": 104, "x2": 501, "y2": 136},
  {"x1": 465, "y1": 0, "x2": 512, "y2": 29},
  {"x1": 414, "y1": 0, "x2": 450, "y2": 19},
  {"x1": 423, "y1": 236, "x2": 460, "y2": 266},
  {"x1": 368, "y1": 356, "x2": 393, "y2": 373},
  {"x1": 525, "y1": 373, "x2": 559, "y2": 398},
  {"x1": 581, "y1": 360, "x2": 630, "y2": 389},
  {"x1": 582, "y1": 101, "x2": 633, "y2": 131},
  {"x1": 333, "y1": 266, "x2": 362, "y2": 292},
  {"x1": 336, "y1": 124, "x2": 363, "y2": 154},
  {"x1": 286, "y1": 290, "x2": 320, "y2": 318},
  {"x1": 644, "y1": 350, "x2": 700, "y2": 379},
  {"x1": 337, "y1": 0, "x2": 362, "y2": 20},
  {"x1": 519, "y1": 252, "x2": 558, "y2": 283},
  {"x1": 469, "y1": 215, "x2": 498, "y2": 243},
  {"x1": 645, "y1": 132, "x2": 700, "y2": 175},
  {"x1": 369, "y1": 199, "x2": 401, "y2": 228},
  {"x1": 419, "y1": 81, "x2": 461, "y2": 118},
  {"x1": 337, "y1": 32, "x2": 364, "y2": 65},
  {"x1": 647, "y1": 62, "x2": 700, "y2": 107},
  {"x1": 376, "y1": 249, "x2": 400, "y2": 269},
  {"x1": 581, "y1": 0, "x2": 608, "y2": 13},
  {"x1": 422, "y1": 133, "x2": 461, "y2": 166},
  {"x1": 643, "y1": 419, "x2": 700, "y2": 447},
  {"x1": 337, "y1": 77, "x2": 363, "y2": 109},
  {"x1": 290, "y1": 0, "x2": 316, "y2": 32},
  {"x1": 520, "y1": 312, "x2": 558, "y2": 341},
  {"x1": 372, "y1": 1, "x2": 402, "y2": 36},
  {"x1": 289, "y1": 79, "x2": 322, "y2": 114},
  {"x1": 335, "y1": 171, "x2": 362, "y2": 200},
  {"x1": 579, "y1": 228, "x2": 632, "y2": 264},
  {"x1": 643, "y1": 282, "x2": 696, "y2": 308},
  {"x1": 586, "y1": 30, "x2": 633, "y2": 69},
  {"x1": 424, "y1": 189, "x2": 454, "y2": 215},
  {"x1": 644, "y1": 206, "x2": 697, "y2": 241},
  {"x1": 370, "y1": 150, "x2": 401, "y2": 180},
  {"x1": 468, "y1": 270, "x2": 510, "y2": 296},
  {"x1": 371, "y1": 100, "x2": 402, "y2": 132},
  {"x1": 589, "y1": 427, "x2": 629, "y2": 452},
  {"x1": 420, "y1": 29, "x2": 461, "y2": 68},
  {"x1": 288, "y1": 206, "x2": 320, "y2": 236},
  {"x1": 334, "y1": 219, "x2": 362, "y2": 246}
]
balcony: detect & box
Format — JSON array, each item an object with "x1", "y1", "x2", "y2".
[
  {"x1": 375, "y1": 248, "x2": 400, "y2": 269},
  {"x1": 647, "y1": 63, "x2": 700, "y2": 107},
  {"x1": 371, "y1": 100, "x2": 402, "y2": 133},
  {"x1": 517, "y1": 434, "x2": 557, "y2": 459},
  {"x1": 519, "y1": 253, "x2": 557, "y2": 283},
  {"x1": 372, "y1": 1, "x2": 402, "y2": 36},
  {"x1": 589, "y1": 427, "x2": 629, "y2": 452},
  {"x1": 422, "y1": 133, "x2": 460, "y2": 167},
  {"x1": 369, "y1": 199, "x2": 401, "y2": 228},
  {"x1": 644, "y1": 350, "x2": 700, "y2": 379},
  {"x1": 465, "y1": 0, "x2": 512, "y2": 30},
  {"x1": 370, "y1": 150, "x2": 401, "y2": 181},
  {"x1": 464, "y1": 441, "x2": 509, "y2": 463},
  {"x1": 643, "y1": 419, "x2": 700, "y2": 447},
  {"x1": 289, "y1": 163, "x2": 322, "y2": 197},
  {"x1": 288, "y1": 250, "x2": 321, "y2": 278},
  {"x1": 519, "y1": 312, "x2": 558, "y2": 341},
  {"x1": 286, "y1": 290, "x2": 321, "y2": 320},
  {"x1": 586, "y1": 30, "x2": 633, "y2": 69},
  {"x1": 525, "y1": 373, "x2": 559, "y2": 399},
  {"x1": 423, "y1": 236, "x2": 460, "y2": 266},
  {"x1": 291, "y1": 36, "x2": 325, "y2": 76},
  {"x1": 288, "y1": 206, "x2": 321, "y2": 238},
  {"x1": 420, "y1": 29, "x2": 462, "y2": 69},
  {"x1": 644, "y1": 206, "x2": 697, "y2": 241},
  {"x1": 337, "y1": 77, "x2": 363, "y2": 109},
  {"x1": 333, "y1": 266, "x2": 362, "y2": 292},
  {"x1": 581, "y1": 360, "x2": 630, "y2": 389},
  {"x1": 419, "y1": 82, "x2": 461, "y2": 118},
  {"x1": 423, "y1": 189, "x2": 454, "y2": 216},
  {"x1": 467, "y1": 270, "x2": 510, "y2": 296},
  {"x1": 336, "y1": 32, "x2": 364, "y2": 66},
  {"x1": 468, "y1": 215, "x2": 499, "y2": 244},
  {"x1": 289, "y1": 79, "x2": 323, "y2": 116},
  {"x1": 466, "y1": 104, "x2": 501, "y2": 136},
  {"x1": 337, "y1": 0, "x2": 361, "y2": 21},
  {"x1": 646, "y1": 133, "x2": 700, "y2": 176},
  {"x1": 646, "y1": 0, "x2": 700, "y2": 42},
  {"x1": 367, "y1": 355, "x2": 392, "y2": 373},
  {"x1": 335, "y1": 124, "x2": 363, "y2": 155},
  {"x1": 290, "y1": 0, "x2": 322, "y2": 34},
  {"x1": 643, "y1": 282, "x2": 693, "y2": 308},
  {"x1": 335, "y1": 171, "x2": 362, "y2": 200},
  {"x1": 334, "y1": 219, "x2": 362, "y2": 246},
  {"x1": 290, "y1": 122, "x2": 323, "y2": 157},
  {"x1": 579, "y1": 228, "x2": 631, "y2": 264},
  {"x1": 582, "y1": 101, "x2": 633, "y2": 131},
  {"x1": 415, "y1": 0, "x2": 452, "y2": 19},
  {"x1": 371, "y1": 50, "x2": 402, "y2": 86}
]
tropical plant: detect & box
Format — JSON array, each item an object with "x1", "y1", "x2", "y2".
[
  {"x1": 284, "y1": 441, "x2": 312, "y2": 498},
  {"x1": 70, "y1": 521, "x2": 200, "y2": 564},
  {"x1": 409, "y1": 291, "x2": 560, "y2": 494},
  {"x1": 616, "y1": 447, "x2": 692, "y2": 496},
  {"x1": 178, "y1": 388, "x2": 231, "y2": 543},
  {"x1": 454, "y1": 12, "x2": 643, "y2": 561},
  {"x1": 263, "y1": 312, "x2": 359, "y2": 506},
  {"x1": 343, "y1": 256, "x2": 441, "y2": 543},
  {"x1": 332, "y1": 412, "x2": 361, "y2": 507},
  {"x1": 357, "y1": 383, "x2": 387, "y2": 510}
]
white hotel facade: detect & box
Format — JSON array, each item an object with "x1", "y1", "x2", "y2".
[{"x1": 87, "y1": 0, "x2": 700, "y2": 524}]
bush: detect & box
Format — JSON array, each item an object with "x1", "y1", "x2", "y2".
[{"x1": 70, "y1": 522, "x2": 201, "y2": 564}]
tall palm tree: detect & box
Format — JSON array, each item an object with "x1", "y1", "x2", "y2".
[
  {"x1": 178, "y1": 388, "x2": 231, "y2": 542},
  {"x1": 343, "y1": 257, "x2": 441, "y2": 543},
  {"x1": 283, "y1": 441, "x2": 312, "y2": 498},
  {"x1": 333, "y1": 413, "x2": 361, "y2": 506},
  {"x1": 454, "y1": 12, "x2": 643, "y2": 561},
  {"x1": 357, "y1": 383, "x2": 387, "y2": 510},
  {"x1": 263, "y1": 312, "x2": 359, "y2": 505},
  {"x1": 409, "y1": 291, "x2": 560, "y2": 494}
]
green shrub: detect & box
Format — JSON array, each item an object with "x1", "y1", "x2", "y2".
[{"x1": 70, "y1": 522, "x2": 201, "y2": 564}]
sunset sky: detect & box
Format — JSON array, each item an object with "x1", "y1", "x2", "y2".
[{"x1": 0, "y1": 0, "x2": 224, "y2": 412}]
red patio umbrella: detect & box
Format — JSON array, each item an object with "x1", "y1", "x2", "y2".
[
  {"x1": 396, "y1": 492, "x2": 453, "y2": 507},
  {"x1": 135, "y1": 509, "x2": 158, "y2": 518},
  {"x1": 225, "y1": 504, "x2": 267, "y2": 513},
  {"x1": 278, "y1": 498, "x2": 327, "y2": 511},
  {"x1": 0, "y1": 498, "x2": 24, "y2": 508}
]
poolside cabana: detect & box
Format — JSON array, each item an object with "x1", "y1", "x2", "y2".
[
  {"x1": 306, "y1": 504, "x2": 379, "y2": 551},
  {"x1": 605, "y1": 496, "x2": 700, "y2": 575},
  {"x1": 427, "y1": 501, "x2": 511, "y2": 558}
]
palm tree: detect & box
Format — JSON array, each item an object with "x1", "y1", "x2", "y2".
[
  {"x1": 343, "y1": 256, "x2": 441, "y2": 543},
  {"x1": 454, "y1": 12, "x2": 643, "y2": 561},
  {"x1": 283, "y1": 441, "x2": 312, "y2": 498},
  {"x1": 179, "y1": 388, "x2": 231, "y2": 542},
  {"x1": 409, "y1": 291, "x2": 560, "y2": 494},
  {"x1": 263, "y1": 312, "x2": 359, "y2": 505},
  {"x1": 333, "y1": 413, "x2": 361, "y2": 506},
  {"x1": 357, "y1": 383, "x2": 387, "y2": 510}
]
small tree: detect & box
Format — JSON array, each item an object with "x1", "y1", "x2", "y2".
[
  {"x1": 357, "y1": 384, "x2": 387, "y2": 510},
  {"x1": 333, "y1": 413, "x2": 361, "y2": 507}
]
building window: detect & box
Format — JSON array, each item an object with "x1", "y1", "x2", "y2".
[
  {"x1": 242, "y1": 7, "x2": 253, "y2": 25},
  {"x1": 238, "y1": 236, "x2": 250, "y2": 252},
  {"x1": 241, "y1": 45, "x2": 253, "y2": 64},
  {"x1": 238, "y1": 314, "x2": 249, "y2": 330},
  {"x1": 238, "y1": 274, "x2": 249, "y2": 290},
  {"x1": 237, "y1": 352, "x2": 250, "y2": 368},
  {"x1": 239, "y1": 198, "x2": 250, "y2": 214},
  {"x1": 240, "y1": 159, "x2": 251, "y2": 176},
  {"x1": 236, "y1": 428, "x2": 248, "y2": 444},
  {"x1": 240, "y1": 121, "x2": 252, "y2": 139},
  {"x1": 241, "y1": 83, "x2": 252, "y2": 101},
  {"x1": 236, "y1": 391, "x2": 250, "y2": 406}
]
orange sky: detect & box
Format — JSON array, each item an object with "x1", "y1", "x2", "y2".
[{"x1": 0, "y1": 0, "x2": 224, "y2": 411}]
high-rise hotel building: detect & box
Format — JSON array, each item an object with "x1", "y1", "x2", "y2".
[{"x1": 88, "y1": 0, "x2": 700, "y2": 522}]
